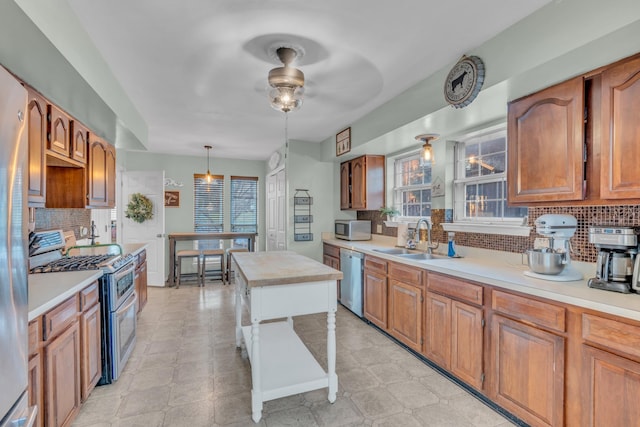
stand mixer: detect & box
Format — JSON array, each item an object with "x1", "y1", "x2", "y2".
[{"x1": 524, "y1": 214, "x2": 583, "y2": 282}]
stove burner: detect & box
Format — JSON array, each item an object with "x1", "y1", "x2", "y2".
[{"x1": 29, "y1": 254, "x2": 120, "y2": 274}]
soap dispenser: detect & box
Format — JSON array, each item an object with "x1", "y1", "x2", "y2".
[{"x1": 447, "y1": 232, "x2": 456, "y2": 257}]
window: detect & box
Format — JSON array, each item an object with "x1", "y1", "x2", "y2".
[
  {"x1": 453, "y1": 127, "x2": 527, "y2": 223},
  {"x1": 393, "y1": 153, "x2": 432, "y2": 219},
  {"x1": 194, "y1": 173, "x2": 223, "y2": 250},
  {"x1": 230, "y1": 176, "x2": 258, "y2": 248}
]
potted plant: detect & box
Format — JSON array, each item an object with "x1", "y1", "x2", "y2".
[{"x1": 379, "y1": 206, "x2": 400, "y2": 222}]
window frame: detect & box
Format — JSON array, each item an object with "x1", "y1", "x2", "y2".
[
  {"x1": 392, "y1": 151, "x2": 433, "y2": 222},
  {"x1": 230, "y1": 175, "x2": 258, "y2": 248}
]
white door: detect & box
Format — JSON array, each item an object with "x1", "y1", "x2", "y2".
[
  {"x1": 120, "y1": 170, "x2": 165, "y2": 286},
  {"x1": 276, "y1": 168, "x2": 287, "y2": 250},
  {"x1": 266, "y1": 172, "x2": 277, "y2": 251}
]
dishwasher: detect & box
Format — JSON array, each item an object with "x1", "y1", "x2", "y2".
[{"x1": 339, "y1": 248, "x2": 364, "y2": 317}]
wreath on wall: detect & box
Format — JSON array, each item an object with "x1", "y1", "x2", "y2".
[{"x1": 125, "y1": 193, "x2": 154, "y2": 223}]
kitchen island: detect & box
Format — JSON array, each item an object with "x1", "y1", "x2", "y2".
[{"x1": 233, "y1": 251, "x2": 343, "y2": 423}]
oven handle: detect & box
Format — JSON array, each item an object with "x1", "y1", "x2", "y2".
[
  {"x1": 117, "y1": 290, "x2": 137, "y2": 316},
  {"x1": 114, "y1": 262, "x2": 136, "y2": 283}
]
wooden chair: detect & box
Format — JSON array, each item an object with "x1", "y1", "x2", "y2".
[
  {"x1": 200, "y1": 239, "x2": 225, "y2": 284},
  {"x1": 176, "y1": 249, "x2": 201, "y2": 288}
]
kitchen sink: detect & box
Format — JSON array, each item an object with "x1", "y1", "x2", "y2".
[
  {"x1": 372, "y1": 248, "x2": 412, "y2": 255},
  {"x1": 394, "y1": 252, "x2": 448, "y2": 260}
]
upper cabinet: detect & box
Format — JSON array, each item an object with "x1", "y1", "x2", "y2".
[
  {"x1": 71, "y1": 121, "x2": 89, "y2": 165},
  {"x1": 26, "y1": 88, "x2": 47, "y2": 207},
  {"x1": 507, "y1": 52, "x2": 640, "y2": 205},
  {"x1": 600, "y1": 54, "x2": 640, "y2": 199},
  {"x1": 87, "y1": 135, "x2": 116, "y2": 208},
  {"x1": 340, "y1": 155, "x2": 385, "y2": 210},
  {"x1": 507, "y1": 76, "x2": 585, "y2": 204}
]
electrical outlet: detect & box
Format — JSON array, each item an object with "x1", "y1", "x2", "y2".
[
  {"x1": 376, "y1": 224, "x2": 382, "y2": 234},
  {"x1": 534, "y1": 237, "x2": 550, "y2": 249}
]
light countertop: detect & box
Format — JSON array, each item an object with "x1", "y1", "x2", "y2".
[
  {"x1": 323, "y1": 234, "x2": 640, "y2": 322},
  {"x1": 66, "y1": 243, "x2": 147, "y2": 257},
  {"x1": 28, "y1": 270, "x2": 103, "y2": 321},
  {"x1": 233, "y1": 251, "x2": 343, "y2": 287}
]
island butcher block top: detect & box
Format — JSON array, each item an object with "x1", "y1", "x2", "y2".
[{"x1": 233, "y1": 251, "x2": 343, "y2": 287}]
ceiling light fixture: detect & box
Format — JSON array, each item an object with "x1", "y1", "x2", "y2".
[
  {"x1": 204, "y1": 145, "x2": 213, "y2": 183},
  {"x1": 416, "y1": 134, "x2": 439, "y2": 165},
  {"x1": 267, "y1": 47, "x2": 305, "y2": 113}
]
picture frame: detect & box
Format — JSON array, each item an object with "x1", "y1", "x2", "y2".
[
  {"x1": 336, "y1": 127, "x2": 351, "y2": 156},
  {"x1": 164, "y1": 190, "x2": 180, "y2": 207}
]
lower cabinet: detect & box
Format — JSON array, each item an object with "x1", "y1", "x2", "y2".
[
  {"x1": 322, "y1": 244, "x2": 340, "y2": 300},
  {"x1": 28, "y1": 318, "x2": 44, "y2": 427},
  {"x1": 490, "y1": 315, "x2": 565, "y2": 427},
  {"x1": 80, "y1": 303, "x2": 101, "y2": 400},
  {"x1": 388, "y1": 279, "x2": 422, "y2": 352},
  {"x1": 45, "y1": 321, "x2": 81, "y2": 427},
  {"x1": 364, "y1": 269, "x2": 387, "y2": 329}
]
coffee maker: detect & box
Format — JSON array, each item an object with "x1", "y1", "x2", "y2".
[{"x1": 588, "y1": 226, "x2": 640, "y2": 293}]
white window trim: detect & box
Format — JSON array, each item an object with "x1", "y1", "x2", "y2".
[{"x1": 392, "y1": 151, "x2": 433, "y2": 223}]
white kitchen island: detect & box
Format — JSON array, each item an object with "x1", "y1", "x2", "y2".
[{"x1": 233, "y1": 251, "x2": 343, "y2": 423}]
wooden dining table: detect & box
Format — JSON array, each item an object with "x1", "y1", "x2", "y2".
[{"x1": 166, "y1": 232, "x2": 257, "y2": 287}]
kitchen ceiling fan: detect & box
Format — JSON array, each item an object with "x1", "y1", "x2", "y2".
[{"x1": 267, "y1": 46, "x2": 305, "y2": 113}]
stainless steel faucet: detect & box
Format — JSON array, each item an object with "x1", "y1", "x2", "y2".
[{"x1": 415, "y1": 218, "x2": 439, "y2": 254}]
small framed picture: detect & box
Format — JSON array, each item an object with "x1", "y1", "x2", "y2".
[
  {"x1": 164, "y1": 190, "x2": 180, "y2": 207},
  {"x1": 336, "y1": 127, "x2": 351, "y2": 156}
]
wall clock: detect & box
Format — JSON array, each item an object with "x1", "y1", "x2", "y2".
[
  {"x1": 268, "y1": 151, "x2": 281, "y2": 170},
  {"x1": 444, "y1": 55, "x2": 485, "y2": 109}
]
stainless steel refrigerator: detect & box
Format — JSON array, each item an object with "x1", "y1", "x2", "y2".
[{"x1": 0, "y1": 65, "x2": 36, "y2": 427}]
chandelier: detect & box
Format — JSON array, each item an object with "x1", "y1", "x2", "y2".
[
  {"x1": 267, "y1": 47, "x2": 305, "y2": 113},
  {"x1": 204, "y1": 145, "x2": 213, "y2": 183}
]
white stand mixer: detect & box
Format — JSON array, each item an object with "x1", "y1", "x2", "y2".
[{"x1": 524, "y1": 214, "x2": 583, "y2": 282}]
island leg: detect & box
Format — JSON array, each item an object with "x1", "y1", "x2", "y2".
[
  {"x1": 327, "y1": 309, "x2": 337, "y2": 403},
  {"x1": 235, "y1": 281, "x2": 242, "y2": 348},
  {"x1": 251, "y1": 320, "x2": 263, "y2": 422}
]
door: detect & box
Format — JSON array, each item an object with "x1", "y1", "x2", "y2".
[
  {"x1": 27, "y1": 88, "x2": 47, "y2": 206},
  {"x1": 451, "y1": 300, "x2": 483, "y2": 390},
  {"x1": 120, "y1": 170, "x2": 165, "y2": 286},
  {"x1": 266, "y1": 172, "x2": 277, "y2": 251},
  {"x1": 425, "y1": 292, "x2": 451, "y2": 368},
  {"x1": 275, "y1": 168, "x2": 286, "y2": 250},
  {"x1": 340, "y1": 161, "x2": 350, "y2": 209},
  {"x1": 363, "y1": 270, "x2": 387, "y2": 329},
  {"x1": 350, "y1": 156, "x2": 366, "y2": 209},
  {"x1": 388, "y1": 279, "x2": 422, "y2": 352}
]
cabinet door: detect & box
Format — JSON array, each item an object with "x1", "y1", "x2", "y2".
[
  {"x1": 507, "y1": 76, "x2": 584, "y2": 203},
  {"x1": 80, "y1": 303, "x2": 101, "y2": 401},
  {"x1": 45, "y1": 322, "x2": 81, "y2": 427},
  {"x1": 491, "y1": 315, "x2": 565, "y2": 427},
  {"x1": 70, "y1": 121, "x2": 88, "y2": 165},
  {"x1": 86, "y1": 137, "x2": 108, "y2": 207},
  {"x1": 582, "y1": 345, "x2": 640, "y2": 427},
  {"x1": 364, "y1": 270, "x2": 387, "y2": 329},
  {"x1": 424, "y1": 291, "x2": 451, "y2": 368},
  {"x1": 28, "y1": 352, "x2": 44, "y2": 427},
  {"x1": 451, "y1": 300, "x2": 483, "y2": 390},
  {"x1": 48, "y1": 105, "x2": 71, "y2": 158},
  {"x1": 388, "y1": 279, "x2": 422, "y2": 352},
  {"x1": 106, "y1": 144, "x2": 116, "y2": 207},
  {"x1": 340, "y1": 161, "x2": 351, "y2": 209},
  {"x1": 27, "y1": 89, "x2": 47, "y2": 207},
  {"x1": 350, "y1": 156, "x2": 366, "y2": 209},
  {"x1": 600, "y1": 54, "x2": 640, "y2": 199}
]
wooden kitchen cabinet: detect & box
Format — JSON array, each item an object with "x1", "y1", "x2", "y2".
[
  {"x1": 135, "y1": 249, "x2": 148, "y2": 314},
  {"x1": 28, "y1": 318, "x2": 44, "y2": 427},
  {"x1": 70, "y1": 121, "x2": 88, "y2": 165},
  {"x1": 387, "y1": 262, "x2": 423, "y2": 352},
  {"x1": 340, "y1": 155, "x2": 385, "y2": 210},
  {"x1": 599, "y1": 53, "x2": 640, "y2": 199},
  {"x1": 322, "y1": 244, "x2": 340, "y2": 300},
  {"x1": 79, "y1": 282, "x2": 101, "y2": 401},
  {"x1": 425, "y1": 273, "x2": 484, "y2": 390},
  {"x1": 47, "y1": 105, "x2": 72, "y2": 161},
  {"x1": 363, "y1": 255, "x2": 388, "y2": 329},
  {"x1": 26, "y1": 87, "x2": 47, "y2": 207},
  {"x1": 507, "y1": 76, "x2": 585, "y2": 204},
  {"x1": 87, "y1": 135, "x2": 116, "y2": 208}
]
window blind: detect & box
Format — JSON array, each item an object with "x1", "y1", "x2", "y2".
[
  {"x1": 194, "y1": 173, "x2": 224, "y2": 234},
  {"x1": 230, "y1": 176, "x2": 258, "y2": 247}
]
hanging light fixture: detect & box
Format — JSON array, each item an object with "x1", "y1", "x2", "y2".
[
  {"x1": 204, "y1": 145, "x2": 213, "y2": 183},
  {"x1": 416, "y1": 134, "x2": 439, "y2": 165},
  {"x1": 267, "y1": 47, "x2": 305, "y2": 113}
]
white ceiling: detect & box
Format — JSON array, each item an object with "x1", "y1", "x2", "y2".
[{"x1": 66, "y1": 0, "x2": 549, "y2": 161}]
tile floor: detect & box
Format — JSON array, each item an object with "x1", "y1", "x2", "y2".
[{"x1": 72, "y1": 279, "x2": 516, "y2": 427}]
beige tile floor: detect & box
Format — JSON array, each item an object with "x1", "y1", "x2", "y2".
[{"x1": 72, "y1": 279, "x2": 517, "y2": 427}]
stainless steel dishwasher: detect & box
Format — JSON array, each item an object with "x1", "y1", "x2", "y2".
[{"x1": 339, "y1": 248, "x2": 364, "y2": 317}]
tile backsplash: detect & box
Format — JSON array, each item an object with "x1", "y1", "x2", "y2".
[
  {"x1": 35, "y1": 208, "x2": 91, "y2": 240},
  {"x1": 359, "y1": 204, "x2": 640, "y2": 263}
]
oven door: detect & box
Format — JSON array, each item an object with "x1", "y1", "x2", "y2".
[
  {"x1": 110, "y1": 291, "x2": 137, "y2": 381},
  {"x1": 110, "y1": 263, "x2": 136, "y2": 309}
]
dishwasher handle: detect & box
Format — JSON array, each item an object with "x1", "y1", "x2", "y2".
[{"x1": 339, "y1": 248, "x2": 364, "y2": 260}]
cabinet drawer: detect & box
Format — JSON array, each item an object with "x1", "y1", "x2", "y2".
[
  {"x1": 80, "y1": 282, "x2": 99, "y2": 312},
  {"x1": 388, "y1": 262, "x2": 422, "y2": 288},
  {"x1": 427, "y1": 273, "x2": 483, "y2": 306},
  {"x1": 28, "y1": 318, "x2": 41, "y2": 355},
  {"x1": 492, "y1": 290, "x2": 565, "y2": 332},
  {"x1": 323, "y1": 243, "x2": 340, "y2": 259},
  {"x1": 582, "y1": 313, "x2": 640, "y2": 360},
  {"x1": 43, "y1": 294, "x2": 78, "y2": 341},
  {"x1": 364, "y1": 255, "x2": 387, "y2": 274}
]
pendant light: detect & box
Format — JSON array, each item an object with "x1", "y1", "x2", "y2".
[
  {"x1": 416, "y1": 134, "x2": 439, "y2": 165},
  {"x1": 204, "y1": 145, "x2": 213, "y2": 183}
]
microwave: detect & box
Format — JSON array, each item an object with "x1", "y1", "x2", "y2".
[{"x1": 335, "y1": 220, "x2": 372, "y2": 241}]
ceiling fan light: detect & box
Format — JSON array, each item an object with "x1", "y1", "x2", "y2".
[
  {"x1": 268, "y1": 86, "x2": 304, "y2": 113},
  {"x1": 267, "y1": 46, "x2": 305, "y2": 113}
]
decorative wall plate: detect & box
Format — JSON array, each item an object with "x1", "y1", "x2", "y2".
[
  {"x1": 444, "y1": 55, "x2": 485, "y2": 108},
  {"x1": 268, "y1": 151, "x2": 281, "y2": 170}
]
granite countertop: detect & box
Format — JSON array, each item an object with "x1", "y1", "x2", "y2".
[
  {"x1": 28, "y1": 270, "x2": 103, "y2": 321},
  {"x1": 323, "y1": 235, "x2": 640, "y2": 322},
  {"x1": 233, "y1": 251, "x2": 343, "y2": 287}
]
